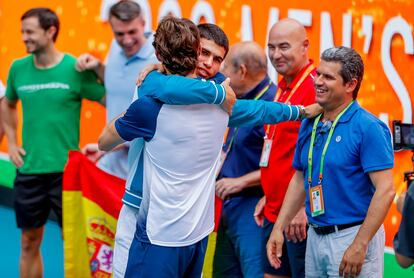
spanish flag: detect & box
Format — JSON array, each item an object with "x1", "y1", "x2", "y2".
[
  {"x1": 62, "y1": 151, "x2": 222, "y2": 277},
  {"x1": 62, "y1": 151, "x2": 125, "y2": 277}
]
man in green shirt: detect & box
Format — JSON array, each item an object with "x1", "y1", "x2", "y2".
[{"x1": 1, "y1": 8, "x2": 105, "y2": 277}]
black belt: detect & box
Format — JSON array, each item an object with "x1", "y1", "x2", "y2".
[
  {"x1": 227, "y1": 186, "x2": 263, "y2": 199},
  {"x1": 310, "y1": 221, "x2": 364, "y2": 235}
]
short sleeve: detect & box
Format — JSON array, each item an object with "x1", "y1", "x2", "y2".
[
  {"x1": 292, "y1": 119, "x2": 311, "y2": 171},
  {"x1": 5, "y1": 64, "x2": 18, "y2": 101},
  {"x1": 0, "y1": 80, "x2": 5, "y2": 98},
  {"x1": 360, "y1": 121, "x2": 394, "y2": 173},
  {"x1": 79, "y1": 70, "x2": 105, "y2": 101},
  {"x1": 115, "y1": 96, "x2": 162, "y2": 142}
]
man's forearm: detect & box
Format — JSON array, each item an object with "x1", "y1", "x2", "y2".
[
  {"x1": 352, "y1": 179, "x2": 395, "y2": 247},
  {"x1": 94, "y1": 63, "x2": 105, "y2": 82},
  {"x1": 1, "y1": 99, "x2": 19, "y2": 146},
  {"x1": 274, "y1": 171, "x2": 307, "y2": 231},
  {"x1": 237, "y1": 170, "x2": 261, "y2": 189},
  {"x1": 98, "y1": 115, "x2": 124, "y2": 151},
  {"x1": 228, "y1": 100, "x2": 301, "y2": 128},
  {"x1": 140, "y1": 72, "x2": 225, "y2": 105}
]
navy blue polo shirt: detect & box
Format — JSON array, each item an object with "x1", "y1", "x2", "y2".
[{"x1": 218, "y1": 76, "x2": 276, "y2": 191}]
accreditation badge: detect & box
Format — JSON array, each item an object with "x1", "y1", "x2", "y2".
[
  {"x1": 216, "y1": 150, "x2": 227, "y2": 178},
  {"x1": 309, "y1": 185, "x2": 325, "y2": 217},
  {"x1": 259, "y1": 138, "x2": 273, "y2": 167}
]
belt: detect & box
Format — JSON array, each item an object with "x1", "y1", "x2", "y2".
[
  {"x1": 227, "y1": 186, "x2": 263, "y2": 199},
  {"x1": 310, "y1": 221, "x2": 364, "y2": 235}
]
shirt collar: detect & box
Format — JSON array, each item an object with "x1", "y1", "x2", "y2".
[
  {"x1": 318, "y1": 100, "x2": 360, "y2": 126},
  {"x1": 241, "y1": 75, "x2": 272, "y2": 100},
  {"x1": 279, "y1": 59, "x2": 314, "y2": 91},
  {"x1": 338, "y1": 100, "x2": 360, "y2": 123}
]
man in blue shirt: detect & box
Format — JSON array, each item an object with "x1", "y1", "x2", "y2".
[
  {"x1": 212, "y1": 41, "x2": 276, "y2": 277},
  {"x1": 267, "y1": 47, "x2": 395, "y2": 277},
  {"x1": 76, "y1": 0, "x2": 158, "y2": 179}
]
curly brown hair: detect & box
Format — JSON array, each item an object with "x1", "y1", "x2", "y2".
[{"x1": 153, "y1": 16, "x2": 200, "y2": 76}]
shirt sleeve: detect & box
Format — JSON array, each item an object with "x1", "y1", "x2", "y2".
[
  {"x1": 393, "y1": 185, "x2": 414, "y2": 259},
  {"x1": 139, "y1": 71, "x2": 226, "y2": 105},
  {"x1": 360, "y1": 120, "x2": 394, "y2": 173},
  {"x1": 5, "y1": 63, "x2": 18, "y2": 101},
  {"x1": 0, "y1": 80, "x2": 5, "y2": 98},
  {"x1": 292, "y1": 120, "x2": 310, "y2": 171},
  {"x1": 115, "y1": 96, "x2": 161, "y2": 142},
  {"x1": 79, "y1": 70, "x2": 106, "y2": 101},
  {"x1": 228, "y1": 99, "x2": 300, "y2": 128}
]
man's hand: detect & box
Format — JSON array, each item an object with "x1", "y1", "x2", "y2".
[
  {"x1": 284, "y1": 206, "x2": 307, "y2": 243},
  {"x1": 215, "y1": 177, "x2": 244, "y2": 200},
  {"x1": 304, "y1": 103, "x2": 323, "y2": 118},
  {"x1": 81, "y1": 143, "x2": 105, "y2": 163},
  {"x1": 136, "y1": 64, "x2": 165, "y2": 86},
  {"x1": 76, "y1": 53, "x2": 101, "y2": 72},
  {"x1": 267, "y1": 227, "x2": 285, "y2": 269},
  {"x1": 8, "y1": 144, "x2": 25, "y2": 168},
  {"x1": 220, "y1": 78, "x2": 236, "y2": 115},
  {"x1": 254, "y1": 196, "x2": 266, "y2": 227},
  {"x1": 339, "y1": 241, "x2": 368, "y2": 277}
]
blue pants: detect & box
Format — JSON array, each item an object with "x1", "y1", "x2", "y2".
[
  {"x1": 125, "y1": 236, "x2": 208, "y2": 278},
  {"x1": 262, "y1": 218, "x2": 306, "y2": 277},
  {"x1": 213, "y1": 196, "x2": 263, "y2": 278}
]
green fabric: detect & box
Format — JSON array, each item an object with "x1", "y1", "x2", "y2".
[
  {"x1": 0, "y1": 157, "x2": 15, "y2": 188},
  {"x1": 5, "y1": 54, "x2": 105, "y2": 174}
]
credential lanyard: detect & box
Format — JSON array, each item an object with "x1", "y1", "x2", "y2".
[
  {"x1": 307, "y1": 101, "x2": 354, "y2": 186},
  {"x1": 223, "y1": 80, "x2": 272, "y2": 152},
  {"x1": 265, "y1": 64, "x2": 315, "y2": 137}
]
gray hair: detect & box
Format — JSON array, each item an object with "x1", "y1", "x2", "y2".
[
  {"x1": 321, "y1": 46, "x2": 364, "y2": 99},
  {"x1": 109, "y1": 0, "x2": 142, "y2": 22}
]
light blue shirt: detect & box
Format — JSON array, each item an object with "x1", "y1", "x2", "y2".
[
  {"x1": 104, "y1": 33, "x2": 158, "y2": 121},
  {"x1": 98, "y1": 33, "x2": 158, "y2": 179}
]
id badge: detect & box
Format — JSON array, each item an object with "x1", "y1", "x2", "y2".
[
  {"x1": 216, "y1": 150, "x2": 227, "y2": 177},
  {"x1": 259, "y1": 139, "x2": 273, "y2": 167},
  {"x1": 309, "y1": 185, "x2": 325, "y2": 217}
]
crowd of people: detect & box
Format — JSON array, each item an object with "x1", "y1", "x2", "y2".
[{"x1": 0, "y1": 1, "x2": 413, "y2": 277}]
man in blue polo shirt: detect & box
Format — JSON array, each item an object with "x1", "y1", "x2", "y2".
[
  {"x1": 212, "y1": 41, "x2": 275, "y2": 277},
  {"x1": 267, "y1": 47, "x2": 395, "y2": 277}
]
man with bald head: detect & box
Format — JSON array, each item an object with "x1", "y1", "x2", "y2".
[
  {"x1": 212, "y1": 41, "x2": 276, "y2": 277},
  {"x1": 254, "y1": 18, "x2": 316, "y2": 278}
]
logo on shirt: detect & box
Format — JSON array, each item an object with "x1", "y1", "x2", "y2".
[
  {"x1": 18, "y1": 82, "x2": 70, "y2": 93},
  {"x1": 336, "y1": 135, "x2": 342, "y2": 142}
]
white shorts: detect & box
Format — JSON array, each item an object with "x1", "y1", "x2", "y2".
[
  {"x1": 305, "y1": 224, "x2": 385, "y2": 277},
  {"x1": 113, "y1": 204, "x2": 140, "y2": 278}
]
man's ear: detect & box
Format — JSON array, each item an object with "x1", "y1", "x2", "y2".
[
  {"x1": 303, "y1": 39, "x2": 309, "y2": 51},
  {"x1": 155, "y1": 50, "x2": 163, "y2": 63},
  {"x1": 46, "y1": 26, "x2": 57, "y2": 41},
  {"x1": 345, "y1": 78, "x2": 358, "y2": 94},
  {"x1": 240, "y1": 64, "x2": 247, "y2": 80}
]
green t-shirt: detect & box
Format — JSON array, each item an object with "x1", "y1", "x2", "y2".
[{"x1": 6, "y1": 54, "x2": 105, "y2": 174}]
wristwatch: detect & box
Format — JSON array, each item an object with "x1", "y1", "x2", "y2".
[{"x1": 298, "y1": 105, "x2": 306, "y2": 120}]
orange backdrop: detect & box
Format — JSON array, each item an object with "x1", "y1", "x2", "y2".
[{"x1": 1, "y1": 0, "x2": 413, "y2": 247}]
